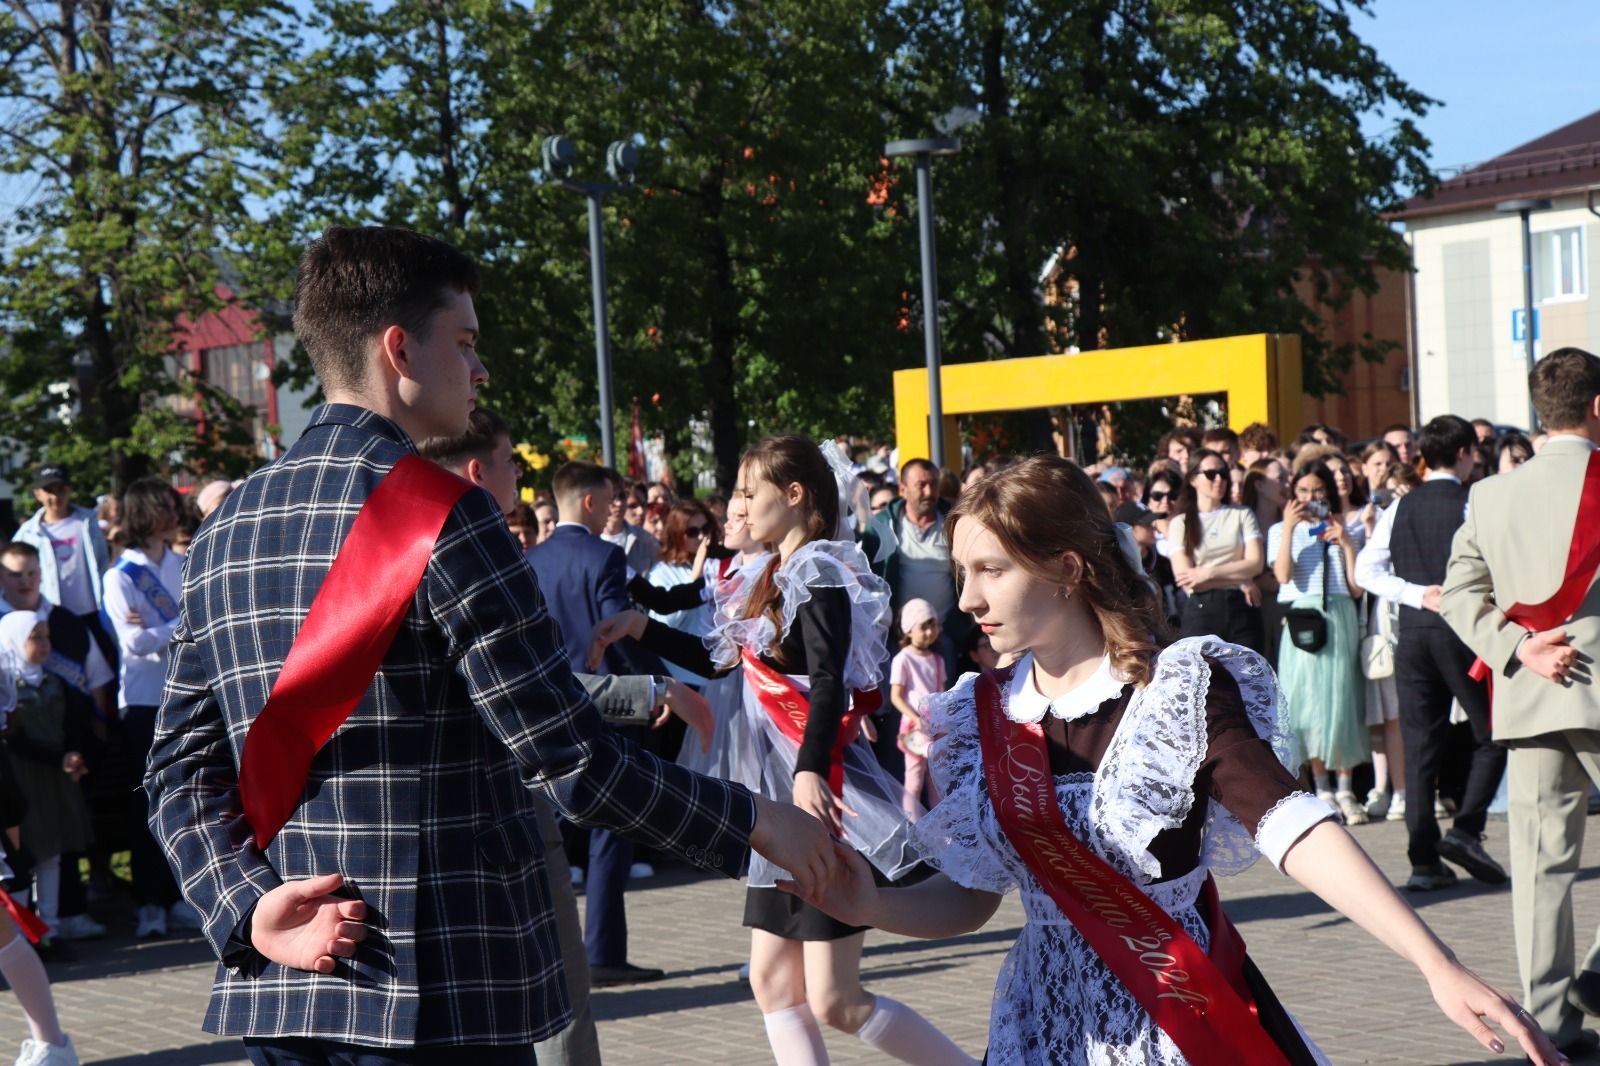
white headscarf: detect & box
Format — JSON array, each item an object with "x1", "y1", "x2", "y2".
[{"x1": 0, "y1": 610, "x2": 46, "y2": 688}]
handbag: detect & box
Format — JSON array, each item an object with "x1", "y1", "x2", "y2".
[
  {"x1": 1284, "y1": 541, "x2": 1330, "y2": 654},
  {"x1": 1360, "y1": 597, "x2": 1396, "y2": 680}
]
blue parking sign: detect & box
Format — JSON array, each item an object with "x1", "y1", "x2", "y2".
[{"x1": 1512, "y1": 307, "x2": 1540, "y2": 342}]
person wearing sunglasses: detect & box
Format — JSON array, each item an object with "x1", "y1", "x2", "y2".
[
  {"x1": 640, "y1": 501, "x2": 722, "y2": 687},
  {"x1": 1169, "y1": 447, "x2": 1267, "y2": 653},
  {"x1": 1141, "y1": 468, "x2": 1185, "y2": 627}
]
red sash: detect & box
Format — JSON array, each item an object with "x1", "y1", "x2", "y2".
[
  {"x1": 1468, "y1": 451, "x2": 1600, "y2": 692},
  {"x1": 740, "y1": 650, "x2": 882, "y2": 798},
  {"x1": 0, "y1": 888, "x2": 48, "y2": 944},
  {"x1": 239, "y1": 455, "x2": 473, "y2": 850},
  {"x1": 976, "y1": 669, "x2": 1290, "y2": 1066}
]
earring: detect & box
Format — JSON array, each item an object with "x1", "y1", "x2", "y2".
[{"x1": 1056, "y1": 586, "x2": 1073, "y2": 601}]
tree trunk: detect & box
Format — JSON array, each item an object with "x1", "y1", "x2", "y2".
[{"x1": 698, "y1": 164, "x2": 742, "y2": 493}]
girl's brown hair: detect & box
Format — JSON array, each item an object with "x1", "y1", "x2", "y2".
[
  {"x1": 659, "y1": 499, "x2": 717, "y2": 565},
  {"x1": 738, "y1": 436, "x2": 840, "y2": 658},
  {"x1": 949, "y1": 455, "x2": 1166, "y2": 687}
]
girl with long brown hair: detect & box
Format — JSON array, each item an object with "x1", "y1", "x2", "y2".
[
  {"x1": 786, "y1": 454, "x2": 1558, "y2": 1066},
  {"x1": 590, "y1": 435, "x2": 970, "y2": 1065},
  {"x1": 1169, "y1": 448, "x2": 1266, "y2": 653}
]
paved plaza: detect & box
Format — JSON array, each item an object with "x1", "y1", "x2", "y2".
[{"x1": 8, "y1": 814, "x2": 1598, "y2": 1065}]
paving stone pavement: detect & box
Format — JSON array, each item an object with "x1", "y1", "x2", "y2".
[{"x1": 5, "y1": 815, "x2": 1595, "y2": 1065}]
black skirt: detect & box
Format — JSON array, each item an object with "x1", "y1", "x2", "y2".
[{"x1": 744, "y1": 861, "x2": 933, "y2": 941}]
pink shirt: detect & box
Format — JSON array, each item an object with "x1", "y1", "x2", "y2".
[{"x1": 890, "y1": 646, "x2": 946, "y2": 742}]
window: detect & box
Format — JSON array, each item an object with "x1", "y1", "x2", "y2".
[{"x1": 1533, "y1": 226, "x2": 1586, "y2": 302}]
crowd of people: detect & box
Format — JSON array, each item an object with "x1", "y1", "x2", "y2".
[{"x1": 0, "y1": 223, "x2": 1588, "y2": 1066}]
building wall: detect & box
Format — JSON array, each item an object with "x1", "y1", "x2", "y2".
[
  {"x1": 1298, "y1": 263, "x2": 1413, "y2": 439},
  {"x1": 1408, "y1": 198, "x2": 1598, "y2": 429}
]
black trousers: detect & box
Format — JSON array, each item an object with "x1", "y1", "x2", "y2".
[
  {"x1": 1395, "y1": 625, "x2": 1506, "y2": 868},
  {"x1": 121, "y1": 705, "x2": 181, "y2": 907},
  {"x1": 244, "y1": 1038, "x2": 535, "y2": 1065},
  {"x1": 1179, "y1": 588, "x2": 1265, "y2": 655}
]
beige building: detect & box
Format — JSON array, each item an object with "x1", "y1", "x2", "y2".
[{"x1": 1396, "y1": 110, "x2": 1600, "y2": 429}]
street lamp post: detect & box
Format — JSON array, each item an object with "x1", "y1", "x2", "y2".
[
  {"x1": 1495, "y1": 197, "x2": 1552, "y2": 432},
  {"x1": 886, "y1": 137, "x2": 959, "y2": 471},
  {"x1": 544, "y1": 136, "x2": 640, "y2": 469}
]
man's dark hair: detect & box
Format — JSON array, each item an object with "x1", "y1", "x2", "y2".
[
  {"x1": 1418, "y1": 415, "x2": 1476, "y2": 471},
  {"x1": 1381, "y1": 423, "x2": 1413, "y2": 438},
  {"x1": 418, "y1": 406, "x2": 509, "y2": 470},
  {"x1": 1237, "y1": 422, "x2": 1277, "y2": 453},
  {"x1": 1530, "y1": 347, "x2": 1600, "y2": 430},
  {"x1": 899, "y1": 457, "x2": 937, "y2": 482},
  {"x1": 292, "y1": 225, "x2": 481, "y2": 392},
  {"x1": 0, "y1": 541, "x2": 39, "y2": 562},
  {"x1": 552, "y1": 461, "x2": 613, "y2": 508},
  {"x1": 120, "y1": 477, "x2": 178, "y2": 548},
  {"x1": 1201, "y1": 426, "x2": 1239, "y2": 448}
]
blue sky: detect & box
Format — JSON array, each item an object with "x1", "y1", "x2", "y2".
[{"x1": 1356, "y1": 0, "x2": 1600, "y2": 169}]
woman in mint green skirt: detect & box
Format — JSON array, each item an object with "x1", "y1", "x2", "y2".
[{"x1": 1268, "y1": 462, "x2": 1369, "y2": 826}]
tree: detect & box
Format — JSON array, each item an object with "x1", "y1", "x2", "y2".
[
  {"x1": 0, "y1": 0, "x2": 296, "y2": 494},
  {"x1": 260, "y1": 0, "x2": 923, "y2": 491},
  {"x1": 893, "y1": 0, "x2": 1434, "y2": 410}
]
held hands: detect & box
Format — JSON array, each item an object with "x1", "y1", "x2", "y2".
[
  {"x1": 251, "y1": 873, "x2": 369, "y2": 975},
  {"x1": 748, "y1": 793, "x2": 841, "y2": 899},
  {"x1": 792, "y1": 769, "x2": 858, "y2": 838},
  {"x1": 777, "y1": 841, "x2": 880, "y2": 928},
  {"x1": 1423, "y1": 956, "x2": 1565, "y2": 1064},
  {"x1": 658, "y1": 679, "x2": 714, "y2": 753},
  {"x1": 587, "y1": 610, "x2": 648, "y2": 670},
  {"x1": 1421, "y1": 585, "x2": 1444, "y2": 613},
  {"x1": 1517, "y1": 628, "x2": 1587, "y2": 687}
]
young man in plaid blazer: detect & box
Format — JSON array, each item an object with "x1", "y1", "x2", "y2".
[{"x1": 145, "y1": 226, "x2": 837, "y2": 1064}]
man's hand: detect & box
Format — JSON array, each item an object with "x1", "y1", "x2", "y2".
[
  {"x1": 749, "y1": 793, "x2": 840, "y2": 899},
  {"x1": 61, "y1": 751, "x2": 87, "y2": 783},
  {"x1": 1517, "y1": 628, "x2": 1584, "y2": 686},
  {"x1": 250, "y1": 873, "x2": 369, "y2": 974},
  {"x1": 658, "y1": 679, "x2": 714, "y2": 753},
  {"x1": 587, "y1": 610, "x2": 648, "y2": 670},
  {"x1": 125, "y1": 609, "x2": 145, "y2": 627},
  {"x1": 1421, "y1": 585, "x2": 1443, "y2": 613}
]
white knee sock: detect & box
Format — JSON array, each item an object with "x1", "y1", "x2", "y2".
[
  {"x1": 763, "y1": 1003, "x2": 828, "y2": 1065},
  {"x1": 855, "y1": 995, "x2": 975, "y2": 1065},
  {"x1": 0, "y1": 934, "x2": 63, "y2": 1045}
]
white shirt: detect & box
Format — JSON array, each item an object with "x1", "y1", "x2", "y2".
[
  {"x1": 41, "y1": 515, "x2": 95, "y2": 614},
  {"x1": 102, "y1": 546, "x2": 184, "y2": 708},
  {"x1": 1354, "y1": 471, "x2": 1464, "y2": 609}
]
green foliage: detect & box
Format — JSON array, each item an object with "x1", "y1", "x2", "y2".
[{"x1": 0, "y1": 0, "x2": 296, "y2": 495}]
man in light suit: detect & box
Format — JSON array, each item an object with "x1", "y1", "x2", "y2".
[
  {"x1": 525, "y1": 460, "x2": 666, "y2": 988},
  {"x1": 1442, "y1": 347, "x2": 1600, "y2": 1059}
]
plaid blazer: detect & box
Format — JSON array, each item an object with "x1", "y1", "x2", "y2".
[{"x1": 146, "y1": 404, "x2": 756, "y2": 1048}]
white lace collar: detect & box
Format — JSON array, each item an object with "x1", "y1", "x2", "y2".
[{"x1": 1004, "y1": 651, "x2": 1130, "y2": 724}]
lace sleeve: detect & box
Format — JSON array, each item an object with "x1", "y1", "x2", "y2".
[
  {"x1": 909, "y1": 675, "x2": 1017, "y2": 895},
  {"x1": 1090, "y1": 636, "x2": 1307, "y2": 882}
]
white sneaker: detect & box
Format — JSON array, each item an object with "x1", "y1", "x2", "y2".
[
  {"x1": 1336, "y1": 790, "x2": 1369, "y2": 825},
  {"x1": 628, "y1": 862, "x2": 655, "y2": 880},
  {"x1": 15, "y1": 1033, "x2": 78, "y2": 1066},
  {"x1": 569, "y1": 867, "x2": 585, "y2": 888},
  {"x1": 134, "y1": 904, "x2": 166, "y2": 939},
  {"x1": 53, "y1": 915, "x2": 105, "y2": 941},
  {"x1": 167, "y1": 900, "x2": 203, "y2": 931},
  {"x1": 1363, "y1": 788, "x2": 1391, "y2": 820},
  {"x1": 1387, "y1": 794, "x2": 1407, "y2": 821},
  {"x1": 1315, "y1": 789, "x2": 1336, "y2": 807}
]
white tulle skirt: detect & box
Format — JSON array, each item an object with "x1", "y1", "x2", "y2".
[{"x1": 687, "y1": 667, "x2": 921, "y2": 888}]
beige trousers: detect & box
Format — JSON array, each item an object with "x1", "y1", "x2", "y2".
[{"x1": 1507, "y1": 730, "x2": 1600, "y2": 1043}]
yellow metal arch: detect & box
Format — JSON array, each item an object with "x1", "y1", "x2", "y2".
[{"x1": 893, "y1": 333, "x2": 1303, "y2": 464}]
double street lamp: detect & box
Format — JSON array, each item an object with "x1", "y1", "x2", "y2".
[
  {"x1": 886, "y1": 137, "x2": 960, "y2": 471},
  {"x1": 544, "y1": 135, "x2": 640, "y2": 469}
]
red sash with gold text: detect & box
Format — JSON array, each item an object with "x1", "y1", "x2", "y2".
[
  {"x1": 740, "y1": 650, "x2": 881, "y2": 798},
  {"x1": 1469, "y1": 451, "x2": 1600, "y2": 693},
  {"x1": 238, "y1": 455, "x2": 473, "y2": 850},
  {"x1": 976, "y1": 669, "x2": 1290, "y2": 1066}
]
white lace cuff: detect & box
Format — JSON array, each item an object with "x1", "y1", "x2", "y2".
[{"x1": 1255, "y1": 791, "x2": 1336, "y2": 871}]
